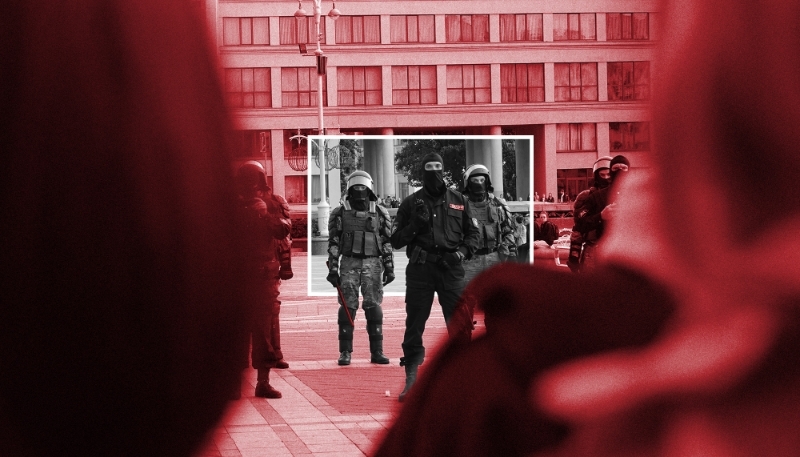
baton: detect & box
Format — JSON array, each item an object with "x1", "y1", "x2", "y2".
[{"x1": 327, "y1": 261, "x2": 354, "y2": 326}]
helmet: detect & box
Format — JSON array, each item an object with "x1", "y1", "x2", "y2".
[
  {"x1": 236, "y1": 161, "x2": 270, "y2": 193},
  {"x1": 346, "y1": 170, "x2": 373, "y2": 191},
  {"x1": 462, "y1": 163, "x2": 493, "y2": 193},
  {"x1": 345, "y1": 170, "x2": 376, "y2": 201},
  {"x1": 592, "y1": 156, "x2": 613, "y2": 173},
  {"x1": 591, "y1": 156, "x2": 613, "y2": 189}
]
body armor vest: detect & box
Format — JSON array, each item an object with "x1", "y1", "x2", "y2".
[
  {"x1": 340, "y1": 201, "x2": 382, "y2": 257},
  {"x1": 472, "y1": 198, "x2": 499, "y2": 251}
]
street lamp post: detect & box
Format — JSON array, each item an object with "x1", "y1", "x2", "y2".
[{"x1": 295, "y1": 1, "x2": 340, "y2": 237}]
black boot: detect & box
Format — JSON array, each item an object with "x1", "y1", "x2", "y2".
[
  {"x1": 338, "y1": 350, "x2": 351, "y2": 365},
  {"x1": 338, "y1": 307, "x2": 355, "y2": 366},
  {"x1": 272, "y1": 301, "x2": 289, "y2": 369},
  {"x1": 366, "y1": 307, "x2": 389, "y2": 364},
  {"x1": 254, "y1": 369, "x2": 282, "y2": 398},
  {"x1": 398, "y1": 363, "x2": 418, "y2": 402}
]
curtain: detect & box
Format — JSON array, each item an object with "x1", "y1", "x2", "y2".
[
  {"x1": 556, "y1": 124, "x2": 570, "y2": 151},
  {"x1": 606, "y1": 13, "x2": 621, "y2": 40},
  {"x1": 633, "y1": 13, "x2": 649, "y2": 39},
  {"x1": 223, "y1": 18, "x2": 239, "y2": 45},
  {"x1": 499, "y1": 15, "x2": 515, "y2": 42},
  {"x1": 363, "y1": 16, "x2": 380, "y2": 43},
  {"x1": 500, "y1": 64, "x2": 516, "y2": 102},
  {"x1": 554, "y1": 64, "x2": 569, "y2": 101},
  {"x1": 581, "y1": 63, "x2": 598, "y2": 100},
  {"x1": 553, "y1": 14, "x2": 568, "y2": 41},
  {"x1": 418, "y1": 15, "x2": 434, "y2": 42},
  {"x1": 472, "y1": 15, "x2": 489, "y2": 42},
  {"x1": 445, "y1": 15, "x2": 460, "y2": 42},
  {"x1": 252, "y1": 18, "x2": 269, "y2": 45},
  {"x1": 390, "y1": 16, "x2": 406, "y2": 42},
  {"x1": 635, "y1": 62, "x2": 650, "y2": 99},
  {"x1": 527, "y1": 14, "x2": 543, "y2": 41},
  {"x1": 581, "y1": 123, "x2": 597, "y2": 151},
  {"x1": 580, "y1": 14, "x2": 596, "y2": 40}
]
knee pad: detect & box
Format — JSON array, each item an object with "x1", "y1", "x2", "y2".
[
  {"x1": 364, "y1": 306, "x2": 383, "y2": 323},
  {"x1": 338, "y1": 306, "x2": 358, "y2": 325}
]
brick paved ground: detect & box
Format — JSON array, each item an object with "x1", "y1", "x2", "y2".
[{"x1": 194, "y1": 252, "x2": 464, "y2": 457}]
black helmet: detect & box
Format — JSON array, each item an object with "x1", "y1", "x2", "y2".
[{"x1": 236, "y1": 161, "x2": 270, "y2": 194}]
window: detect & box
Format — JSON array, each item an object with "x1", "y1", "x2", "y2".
[
  {"x1": 335, "y1": 16, "x2": 380, "y2": 44},
  {"x1": 554, "y1": 63, "x2": 598, "y2": 101},
  {"x1": 224, "y1": 68, "x2": 271, "y2": 108},
  {"x1": 446, "y1": 65, "x2": 491, "y2": 104},
  {"x1": 500, "y1": 63, "x2": 544, "y2": 103},
  {"x1": 390, "y1": 15, "x2": 435, "y2": 43},
  {"x1": 445, "y1": 15, "x2": 489, "y2": 42},
  {"x1": 607, "y1": 61, "x2": 650, "y2": 101},
  {"x1": 392, "y1": 66, "x2": 437, "y2": 105},
  {"x1": 556, "y1": 123, "x2": 597, "y2": 152},
  {"x1": 607, "y1": 13, "x2": 649, "y2": 40},
  {"x1": 610, "y1": 122, "x2": 650, "y2": 151},
  {"x1": 337, "y1": 67, "x2": 382, "y2": 106},
  {"x1": 557, "y1": 168, "x2": 593, "y2": 200},
  {"x1": 281, "y1": 67, "x2": 327, "y2": 107},
  {"x1": 279, "y1": 16, "x2": 326, "y2": 45},
  {"x1": 229, "y1": 131, "x2": 272, "y2": 158},
  {"x1": 286, "y1": 175, "x2": 308, "y2": 204},
  {"x1": 222, "y1": 17, "x2": 269, "y2": 45},
  {"x1": 553, "y1": 14, "x2": 596, "y2": 41},
  {"x1": 499, "y1": 14, "x2": 543, "y2": 42}
]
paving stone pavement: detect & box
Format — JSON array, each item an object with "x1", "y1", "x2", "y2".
[{"x1": 194, "y1": 252, "x2": 472, "y2": 457}]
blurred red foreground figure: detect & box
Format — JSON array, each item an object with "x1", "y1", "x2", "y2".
[
  {"x1": 374, "y1": 0, "x2": 800, "y2": 455},
  {"x1": 1, "y1": 2, "x2": 246, "y2": 456}
]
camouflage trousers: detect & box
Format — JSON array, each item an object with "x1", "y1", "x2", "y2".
[
  {"x1": 337, "y1": 256, "x2": 385, "y2": 353},
  {"x1": 450, "y1": 251, "x2": 503, "y2": 346}
]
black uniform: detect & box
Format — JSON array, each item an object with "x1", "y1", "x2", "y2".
[{"x1": 390, "y1": 188, "x2": 481, "y2": 366}]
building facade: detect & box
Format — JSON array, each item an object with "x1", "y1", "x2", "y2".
[{"x1": 202, "y1": 0, "x2": 656, "y2": 212}]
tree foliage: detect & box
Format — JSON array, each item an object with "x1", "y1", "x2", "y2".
[
  {"x1": 338, "y1": 138, "x2": 362, "y2": 194},
  {"x1": 394, "y1": 139, "x2": 466, "y2": 188},
  {"x1": 395, "y1": 139, "x2": 519, "y2": 198}
]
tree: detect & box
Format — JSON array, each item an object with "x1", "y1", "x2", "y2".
[
  {"x1": 394, "y1": 139, "x2": 466, "y2": 188},
  {"x1": 338, "y1": 139, "x2": 362, "y2": 194}
]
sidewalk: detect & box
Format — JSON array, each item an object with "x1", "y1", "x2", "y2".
[{"x1": 194, "y1": 252, "x2": 454, "y2": 457}]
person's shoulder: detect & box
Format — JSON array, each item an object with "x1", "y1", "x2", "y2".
[
  {"x1": 375, "y1": 203, "x2": 390, "y2": 218},
  {"x1": 330, "y1": 204, "x2": 345, "y2": 216}
]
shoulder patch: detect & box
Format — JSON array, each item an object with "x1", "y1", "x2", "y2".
[
  {"x1": 472, "y1": 217, "x2": 480, "y2": 228},
  {"x1": 449, "y1": 203, "x2": 464, "y2": 211}
]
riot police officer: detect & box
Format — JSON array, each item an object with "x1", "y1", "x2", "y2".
[
  {"x1": 454, "y1": 163, "x2": 517, "y2": 343},
  {"x1": 390, "y1": 152, "x2": 481, "y2": 402},
  {"x1": 460, "y1": 163, "x2": 516, "y2": 280},
  {"x1": 235, "y1": 161, "x2": 292, "y2": 398},
  {"x1": 327, "y1": 171, "x2": 395, "y2": 366}
]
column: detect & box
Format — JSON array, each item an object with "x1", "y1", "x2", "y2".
[
  {"x1": 487, "y1": 127, "x2": 504, "y2": 199},
  {"x1": 362, "y1": 140, "x2": 382, "y2": 196},
  {"x1": 515, "y1": 139, "x2": 531, "y2": 201},
  {"x1": 379, "y1": 128, "x2": 395, "y2": 198}
]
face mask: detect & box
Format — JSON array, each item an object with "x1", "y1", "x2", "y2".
[
  {"x1": 468, "y1": 180, "x2": 486, "y2": 195},
  {"x1": 423, "y1": 169, "x2": 445, "y2": 196},
  {"x1": 350, "y1": 187, "x2": 369, "y2": 209}
]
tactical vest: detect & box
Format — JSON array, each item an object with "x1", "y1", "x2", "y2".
[
  {"x1": 340, "y1": 201, "x2": 382, "y2": 257},
  {"x1": 472, "y1": 198, "x2": 500, "y2": 251}
]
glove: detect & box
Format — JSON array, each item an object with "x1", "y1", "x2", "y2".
[
  {"x1": 439, "y1": 251, "x2": 463, "y2": 269},
  {"x1": 246, "y1": 198, "x2": 268, "y2": 217},
  {"x1": 412, "y1": 199, "x2": 430, "y2": 231},
  {"x1": 326, "y1": 270, "x2": 340, "y2": 288},
  {"x1": 383, "y1": 269, "x2": 395, "y2": 286},
  {"x1": 279, "y1": 266, "x2": 294, "y2": 280}
]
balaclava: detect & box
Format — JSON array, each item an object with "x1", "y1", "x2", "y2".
[
  {"x1": 349, "y1": 186, "x2": 369, "y2": 210},
  {"x1": 422, "y1": 152, "x2": 445, "y2": 197},
  {"x1": 610, "y1": 155, "x2": 630, "y2": 182}
]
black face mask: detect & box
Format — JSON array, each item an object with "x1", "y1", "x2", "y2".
[
  {"x1": 468, "y1": 181, "x2": 486, "y2": 195},
  {"x1": 423, "y1": 169, "x2": 445, "y2": 197},
  {"x1": 350, "y1": 188, "x2": 369, "y2": 210},
  {"x1": 595, "y1": 172, "x2": 611, "y2": 189}
]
